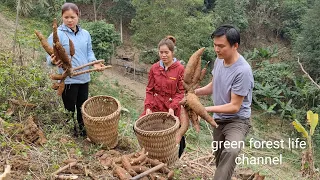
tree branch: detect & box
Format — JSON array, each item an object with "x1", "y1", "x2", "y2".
[
  {"x1": 52, "y1": 161, "x2": 77, "y2": 177},
  {"x1": 297, "y1": 57, "x2": 320, "y2": 90}
]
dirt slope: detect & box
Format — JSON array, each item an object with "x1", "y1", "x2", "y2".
[
  {"x1": 0, "y1": 12, "x2": 14, "y2": 51},
  {"x1": 101, "y1": 66, "x2": 147, "y2": 112}
]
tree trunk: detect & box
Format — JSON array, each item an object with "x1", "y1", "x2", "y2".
[
  {"x1": 111, "y1": 41, "x2": 114, "y2": 65},
  {"x1": 120, "y1": 16, "x2": 123, "y2": 43},
  {"x1": 133, "y1": 58, "x2": 136, "y2": 80},
  {"x1": 13, "y1": 0, "x2": 21, "y2": 64},
  {"x1": 93, "y1": 0, "x2": 97, "y2": 22}
]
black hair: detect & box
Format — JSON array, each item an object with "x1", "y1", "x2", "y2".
[
  {"x1": 158, "y1": 35, "x2": 176, "y2": 52},
  {"x1": 62, "y1": 3, "x2": 80, "y2": 16},
  {"x1": 211, "y1": 24, "x2": 240, "y2": 46}
]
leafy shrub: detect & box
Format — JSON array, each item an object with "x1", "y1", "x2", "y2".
[
  {"x1": 82, "y1": 21, "x2": 121, "y2": 63},
  {"x1": 252, "y1": 60, "x2": 319, "y2": 120},
  {"x1": 0, "y1": 52, "x2": 61, "y2": 119},
  {"x1": 140, "y1": 48, "x2": 159, "y2": 64},
  {"x1": 294, "y1": 0, "x2": 320, "y2": 81}
]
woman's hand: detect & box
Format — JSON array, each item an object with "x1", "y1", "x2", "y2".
[
  {"x1": 51, "y1": 54, "x2": 63, "y2": 68},
  {"x1": 146, "y1": 108, "x2": 152, "y2": 115},
  {"x1": 168, "y1": 108, "x2": 175, "y2": 117},
  {"x1": 93, "y1": 62, "x2": 105, "y2": 71}
]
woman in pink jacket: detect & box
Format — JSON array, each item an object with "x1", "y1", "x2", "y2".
[{"x1": 141, "y1": 36, "x2": 185, "y2": 157}]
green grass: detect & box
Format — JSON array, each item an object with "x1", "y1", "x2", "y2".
[
  {"x1": 232, "y1": 112, "x2": 314, "y2": 179},
  {"x1": 0, "y1": 3, "x2": 51, "y2": 61},
  {"x1": 90, "y1": 72, "x2": 140, "y2": 149}
]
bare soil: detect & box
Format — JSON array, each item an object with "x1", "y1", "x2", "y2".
[
  {"x1": 101, "y1": 65, "x2": 147, "y2": 112},
  {"x1": 0, "y1": 12, "x2": 14, "y2": 51}
]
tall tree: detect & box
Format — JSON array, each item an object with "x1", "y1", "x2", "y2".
[
  {"x1": 131, "y1": 0, "x2": 215, "y2": 62},
  {"x1": 213, "y1": 0, "x2": 248, "y2": 30},
  {"x1": 12, "y1": 0, "x2": 48, "y2": 64},
  {"x1": 73, "y1": 0, "x2": 104, "y2": 21},
  {"x1": 106, "y1": 0, "x2": 135, "y2": 43},
  {"x1": 278, "y1": 0, "x2": 308, "y2": 40},
  {"x1": 203, "y1": 0, "x2": 215, "y2": 11},
  {"x1": 12, "y1": 0, "x2": 21, "y2": 63},
  {"x1": 294, "y1": 0, "x2": 320, "y2": 81}
]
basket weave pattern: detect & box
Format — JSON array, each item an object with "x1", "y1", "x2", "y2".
[
  {"x1": 134, "y1": 112, "x2": 180, "y2": 166},
  {"x1": 82, "y1": 96, "x2": 121, "y2": 148}
]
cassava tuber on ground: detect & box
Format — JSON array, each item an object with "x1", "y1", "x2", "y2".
[{"x1": 96, "y1": 148, "x2": 174, "y2": 180}]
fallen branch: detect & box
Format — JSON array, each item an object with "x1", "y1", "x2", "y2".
[
  {"x1": 185, "y1": 163, "x2": 203, "y2": 173},
  {"x1": 130, "y1": 163, "x2": 165, "y2": 180},
  {"x1": 0, "y1": 165, "x2": 11, "y2": 180},
  {"x1": 206, "y1": 156, "x2": 215, "y2": 166},
  {"x1": 52, "y1": 161, "x2": 77, "y2": 177},
  {"x1": 189, "y1": 161, "x2": 214, "y2": 174},
  {"x1": 0, "y1": 117, "x2": 4, "y2": 135},
  {"x1": 76, "y1": 164, "x2": 98, "y2": 180},
  {"x1": 8, "y1": 99, "x2": 36, "y2": 108},
  {"x1": 297, "y1": 56, "x2": 320, "y2": 89},
  {"x1": 264, "y1": 165, "x2": 286, "y2": 180},
  {"x1": 190, "y1": 154, "x2": 213, "y2": 163},
  {"x1": 54, "y1": 174, "x2": 78, "y2": 179}
]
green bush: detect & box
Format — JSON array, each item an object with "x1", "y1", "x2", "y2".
[
  {"x1": 140, "y1": 49, "x2": 159, "y2": 64},
  {"x1": 294, "y1": 0, "x2": 320, "y2": 81},
  {"x1": 278, "y1": 0, "x2": 308, "y2": 41},
  {"x1": 243, "y1": 46, "x2": 279, "y2": 62},
  {"x1": 213, "y1": 0, "x2": 249, "y2": 30},
  {"x1": 131, "y1": 0, "x2": 214, "y2": 64},
  {"x1": 0, "y1": 52, "x2": 61, "y2": 119},
  {"x1": 252, "y1": 60, "x2": 319, "y2": 120},
  {"x1": 29, "y1": 0, "x2": 65, "y2": 22},
  {"x1": 82, "y1": 21, "x2": 121, "y2": 63}
]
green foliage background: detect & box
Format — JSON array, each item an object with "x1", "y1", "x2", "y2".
[
  {"x1": 0, "y1": 1, "x2": 319, "y2": 177},
  {"x1": 82, "y1": 21, "x2": 121, "y2": 63}
]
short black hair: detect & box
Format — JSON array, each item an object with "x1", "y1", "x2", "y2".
[{"x1": 211, "y1": 24, "x2": 240, "y2": 46}]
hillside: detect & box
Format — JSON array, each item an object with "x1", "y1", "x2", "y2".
[
  {"x1": 0, "y1": 3, "x2": 319, "y2": 180},
  {"x1": 0, "y1": 12, "x2": 14, "y2": 51}
]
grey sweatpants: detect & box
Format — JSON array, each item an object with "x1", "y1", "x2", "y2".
[{"x1": 213, "y1": 119, "x2": 251, "y2": 180}]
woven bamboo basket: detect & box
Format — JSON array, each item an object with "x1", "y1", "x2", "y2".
[
  {"x1": 134, "y1": 112, "x2": 180, "y2": 166},
  {"x1": 81, "y1": 95, "x2": 121, "y2": 148}
]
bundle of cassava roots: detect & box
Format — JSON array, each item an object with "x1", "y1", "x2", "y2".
[
  {"x1": 35, "y1": 19, "x2": 110, "y2": 96},
  {"x1": 176, "y1": 47, "x2": 218, "y2": 144},
  {"x1": 96, "y1": 148, "x2": 174, "y2": 180}
]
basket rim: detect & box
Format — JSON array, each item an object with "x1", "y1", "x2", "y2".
[
  {"x1": 134, "y1": 112, "x2": 180, "y2": 135},
  {"x1": 81, "y1": 95, "x2": 121, "y2": 121}
]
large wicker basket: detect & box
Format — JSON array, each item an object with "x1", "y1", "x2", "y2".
[
  {"x1": 134, "y1": 112, "x2": 180, "y2": 166},
  {"x1": 81, "y1": 95, "x2": 121, "y2": 148}
]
